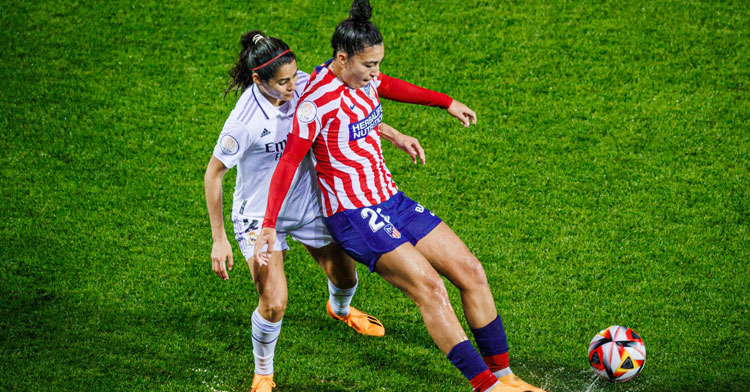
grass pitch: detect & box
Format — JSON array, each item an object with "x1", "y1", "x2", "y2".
[{"x1": 1, "y1": 0, "x2": 748, "y2": 391}]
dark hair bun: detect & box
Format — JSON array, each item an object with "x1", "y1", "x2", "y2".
[
  {"x1": 240, "y1": 30, "x2": 263, "y2": 51},
  {"x1": 349, "y1": 0, "x2": 372, "y2": 22}
]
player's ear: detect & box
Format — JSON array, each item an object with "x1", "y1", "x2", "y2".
[
  {"x1": 252, "y1": 73, "x2": 261, "y2": 85},
  {"x1": 335, "y1": 51, "x2": 348, "y2": 66}
]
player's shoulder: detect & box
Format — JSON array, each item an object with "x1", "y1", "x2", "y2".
[
  {"x1": 373, "y1": 72, "x2": 388, "y2": 87},
  {"x1": 228, "y1": 86, "x2": 270, "y2": 129},
  {"x1": 293, "y1": 70, "x2": 311, "y2": 97},
  {"x1": 294, "y1": 61, "x2": 345, "y2": 125},
  {"x1": 221, "y1": 116, "x2": 254, "y2": 139},
  {"x1": 296, "y1": 70, "x2": 310, "y2": 85},
  {"x1": 301, "y1": 68, "x2": 343, "y2": 107}
]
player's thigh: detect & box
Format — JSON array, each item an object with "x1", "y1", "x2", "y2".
[
  {"x1": 414, "y1": 222, "x2": 489, "y2": 290},
  {"x1": 375, "y1": 242, "x2": 447, "y2": 304},
  {"x1": 247, "y1": 250, "x2": 288, "y2": 299},
  {"x1": 303, "y1": 242, "x2": 357, "y2": 288}
]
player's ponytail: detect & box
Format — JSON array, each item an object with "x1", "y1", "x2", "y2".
[
  {"x1": 331, "y1": 0, "x2": 383, "y2": 59},
  {"x1": 225, "y1": 30, "x2": 297, "y2": 98}
]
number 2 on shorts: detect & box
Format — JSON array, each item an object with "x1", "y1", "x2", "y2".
[{"x1": 361, "y1": 208, "x2": 385, "y2": 232}]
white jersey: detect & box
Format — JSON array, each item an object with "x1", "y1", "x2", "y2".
[{"x1": 213, "y1": 70, "x2": 322, "y2": 228}]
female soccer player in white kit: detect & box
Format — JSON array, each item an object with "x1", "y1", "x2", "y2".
[
  {"x1": 255, "y1": 2, "x2": 546, "y2": 391},
  {"x1": 204, "y1": 31, "x2": 425, "y2": 392}
]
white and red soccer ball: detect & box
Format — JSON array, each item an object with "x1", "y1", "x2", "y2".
[{"x1": 588, "y1": 325, "x2": 646, "y2": 382}]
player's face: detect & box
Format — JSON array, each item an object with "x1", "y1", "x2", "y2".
[
  {"x1": 340, "y1": 44, "x2": 384, "y2": 89},
  {"x1": 256, "y1": 60, "x2": 298, "y2": 105}
]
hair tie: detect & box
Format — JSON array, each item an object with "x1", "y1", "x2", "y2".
[
  {"x1": 252, "y1": 49, "x2": 291, "y2": 72},
  {"x1": 252, "y1": 34, "x2": 264, "y2": 44}
]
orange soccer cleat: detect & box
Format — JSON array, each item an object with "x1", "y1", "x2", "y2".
[
  {"x1": 496, "y1": 374, "x2": 546, "y2": 392},
  {"x1": 326, "y1": 301, "x2": 385, "y2": 337},
  {"x1": 251, "y1": 374, "x2": 276, "y2": 392},
  {"x1": 483, "y1": 381, "x2": 536, "y2": 392}
]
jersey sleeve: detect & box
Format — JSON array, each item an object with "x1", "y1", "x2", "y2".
[
  {"x1": 375, "y1": 73, "x2": 453, "y2": 109},
  {"x1": 212, "y1": 118, "x2": 255, "y2": 169},
  {"x1": 292, "y1": 98, "x2": 323, "y2": 141}
]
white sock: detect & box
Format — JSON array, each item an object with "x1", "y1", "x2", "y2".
[
  {"x1": 251, "y1": 309, "x2": 282, "y2": 375},
  {"x1": 328, "y1": 272, "x2": 357, "y2": 317},
  {"x1": 493, "y1": 367, "x2": 513, "y2": 378}
]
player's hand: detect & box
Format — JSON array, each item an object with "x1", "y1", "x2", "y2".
[
  {"x1": 447, "y1": 100, "x2": 477, "y2": 128},
  {"x1": 390, "y1": 132, "x2": 425, "y2": 165},
  {"x1": 254, "y1": 227, "x2": 277, "y2": 266},
  {"x1": 211, "y1": 238, "x2": 234, "y2": 280}
]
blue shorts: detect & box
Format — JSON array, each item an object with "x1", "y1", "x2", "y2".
[{"x1": 324, "y1": 192, "x2": 442, "y2": 271}]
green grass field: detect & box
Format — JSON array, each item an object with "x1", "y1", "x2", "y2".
[{"x1": 2, "y1": 0, "x2": 748, "y2": 391}]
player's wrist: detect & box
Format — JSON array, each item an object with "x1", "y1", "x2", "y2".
[
  {"x1": 261, "y1": 220, "x2": 276, "y2": 231},
  {"x1": 211, "y1": 230, "x2": 229, "y2": 242},
  {"x1": 443, "y1": 97, "x2": 455, "y2": 110}
]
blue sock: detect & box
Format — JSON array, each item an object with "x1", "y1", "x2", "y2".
[
  {"x1": 471, "y1": 316, "x2": 510, "y2": 375},
  {"x1": 447, "y1": 340, "x2": 498, "y2": 391},
  {"x1": 471, "y1": 316, "x2": 509, "y2": 356}
]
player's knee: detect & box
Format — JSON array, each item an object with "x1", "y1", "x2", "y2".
[
  {"x1": 259, "y1": 296, "x2": 287, "y2": 320},
  {"x1": 415, "y1": 274, "x2": 450, "y2": 307},
  {"x1": 456, "y1": 255, "x2": 489, "y2": 290},
  {"x1": 329, "y1": 273, "x2": 357, "y2": 290}
]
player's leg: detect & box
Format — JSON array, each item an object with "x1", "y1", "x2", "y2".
[
  {"x1": 247, "y1": 251, "x2": 288, "y2": 322},
  {"x1": 302, "y1": 242, "x2": 385, "y2": 337},
  {"x1": 375, "y1": 243, "x2": 465, "y2": 351},
  {"x1": 246, "y1": 251, "x2": 286, "y2": 392},
  {"x1": 322, "y1": 196, "x2": 520, "y2": 391},
  {"x1": 415, "y1": 222, "x2": 496, "y2": 328},
  {"x1": 388, "y1": 197, "x2": 498, "y2": 328},
  {"x1": 415, "y1": 222, "x2": 545, "y2": 392},
  {"x1": 375, "y1": 244, "x2": 504, "y2": 392},
  {"x1": 233, "y1": 217, "x2": 289, "y2": 391},
  {"x1": 303, "y1": 241, "x2": 358, "y2": 304}
]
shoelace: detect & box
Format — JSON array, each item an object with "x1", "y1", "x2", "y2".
[{"x1": 349, "y1": 312, "x2": 383, "y2": 329}]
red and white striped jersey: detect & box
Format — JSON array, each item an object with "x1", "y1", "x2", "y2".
[{"x1": 292, "y1": 60, "x2": 398, "y2": 216}]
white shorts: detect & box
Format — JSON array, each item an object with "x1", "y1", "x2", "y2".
[{"x1": 232, "y1": 213, "x2": 332, "y2": 261}]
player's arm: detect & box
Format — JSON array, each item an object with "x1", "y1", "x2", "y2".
[
  {"x1": 204, "y1": 156, "x2": 233, "y2": 280},
  {"x1": 254, "y1": 133, "x2": 314, "y2": 265},
  {"x1": 376, "y1": 73, "x2": 477, "y2": 128},
  {"x1": 379, "y1": 122, "x2": 425, "y2": 165}
]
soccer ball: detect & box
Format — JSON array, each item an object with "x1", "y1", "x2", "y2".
[{"x1": 588, "y1": 325, "x2": 646, "y2": 382}]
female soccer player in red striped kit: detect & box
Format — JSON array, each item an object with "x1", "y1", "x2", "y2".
[{"x1": 255, "y1": 1, "x2": 546, "y2": 391}]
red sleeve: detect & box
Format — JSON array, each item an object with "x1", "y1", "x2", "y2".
[
  {"x1": 376, "y1": 73, "x2": 453, "y2": 109},
  {"x1": 262, "y1": 133, "x2": 314, "y2": 229}
]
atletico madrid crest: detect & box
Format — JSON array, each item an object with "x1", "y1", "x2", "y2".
[{"x1": 384, "y1": 224, "x2": 401, "y2": 239}]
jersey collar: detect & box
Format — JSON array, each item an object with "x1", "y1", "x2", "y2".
[
  {"x1": 251, "y1": 84, "x2": 284, "y2": 120},
  {"x1": 317, "y1": 59, "x2": 345, "y2": 90}
]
